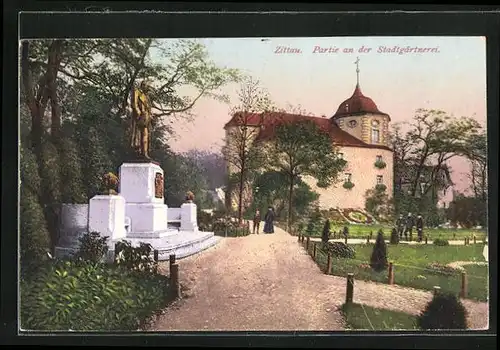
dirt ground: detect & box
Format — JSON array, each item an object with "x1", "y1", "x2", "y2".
[{"x1": 149, "y1": 224, "x2": 489, "y2": 331}]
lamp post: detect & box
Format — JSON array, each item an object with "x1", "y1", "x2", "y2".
[{"x1": 255, "y1": 186, "x2": 260, "y2": 212}]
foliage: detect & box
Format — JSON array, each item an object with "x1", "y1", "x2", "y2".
[
  {"x1": 183, "y1": 149, "x2": 228, "y2": 189},
  {"x1": 433, "y1": 238, "x2": 450, "y2": 246},
  {"x1": 250, "y1": 170, "x2": 319, "y2": 224},
  {"x1": 321, "y1": 219, "x2": 331, "y2": 244},
  {"x1": 343, "y1": 181, "x2": 355, "y2": 189},
  {"x1": 114, "y1": 240, "x2": 157, "y2": 274},
  {"x1": 306, "y1": 207, "x2": 323, "y2": 236},
  {"x1": 370, "y1": 230, "x2": 388, "y2": 272},
  {"x1": 321, "y1": 208, "x2": 348, "y2": 225},
  {"x1": 446, "y1": 194, "x2": 487, "y2": 228},
  {"x1": 222, "y1": 76, "x2": 272, "y2": 223},
  {"x1": 76, "y1": 232, "x2": 109, "y2": 263},
  {"x1": 20, "y1": 259, "x2": 171, "y2": 331},
  {"x1": 20, "y1": 144, "x2": 51, "y2": 269},
  {"x1": 391, "y1": 110, "x2": 483, "y2": 227},
  {"x1": 417, "y1": 293, "x2": 468, "y2": 330},
  {"x1": 20, "y1": 39, "x2": 238, "y2": 254},
  {"x1": 314, "y1": 243, "x2": 487, "y2": 301},
  {"x1": 265, "y1": 119, "x2": 346, "y2": 231},
  {"x1": 323, "y1": 242, "x2": 356, "y2": 259},
  {"x1": 365, "y1": 187, "x2": 393, "y2": 222},
  {"x1": 390, "y1": 227, "x2": 399, "y2": 244},
  {"x1": 374, "y1": 159, "x2": 387, "y2": 169},
  {"x1": 185, "y1": 191, "x2": 195, "y2": 201},
  {"x1": 102, "y1": 172, "x2": 119, "y2": 195},
  {"x1": 426, "y1": 262, "x2": 459, "y2": 275}
]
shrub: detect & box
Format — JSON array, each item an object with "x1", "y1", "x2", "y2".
[
  {"x1": 427, "y1": 262, "x2": 459, "y2": 275},
  {"x1": 417, "y1": 293, "x2": 468, "y2": 330},
  {"x1": 76, "y1": 231, "x2": 109, "y2": 263},
  {"x1": 433, "y1": 238, "x2": 450, "y2": 246},
  {"x1": 375, "y1": 184, "x2": 387, "y2": 192},
  {"x1": 324, "y1": 242, "x2": 356, "y2": 259},
  {"x1": 322, "y1": 219, "x2": 331, "y2": 244},
  {"x1": 20, "y1": 259, "x2": 171, "y2": 331},
  {"x1": 374, "y1": 159, "x2": 387, "y2": 169},
  {"x1": 390, "y1": 227, "x2": 399, "y2": 244},
  {"x1": 114, "y1": 240, "x2": 157, "y2": 274},
  {"x1": 343, "y1": 181, "x2": 355, "y2": 190},
  {"x1": 370, "y1": 229, "x2": 388, "y2": 272},
  {"x1": 306, "y1": 208, "x2": 323, "y2": 236},
  {"x1": 342, "y1": 226, "x2": 349, "y2": 237}
]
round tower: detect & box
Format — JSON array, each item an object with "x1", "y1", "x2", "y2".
[{"x1": 330, "y1": 57, "x2": 391, "y2": 147}]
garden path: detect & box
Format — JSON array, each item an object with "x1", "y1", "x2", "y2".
[{"x1": 150, "y1": 225, "x2": 488, "y2": 331}]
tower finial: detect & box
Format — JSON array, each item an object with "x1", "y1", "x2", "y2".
[{"x1": 354, "y1": 56, "x2": 360, "y2": 86}]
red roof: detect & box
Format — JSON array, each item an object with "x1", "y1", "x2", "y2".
[
  {"x1": 224, "y1": 111, "x2": 392, "y2": 151},
  {"x1": 331, "y1": 84, "x2": 390, "y2": 120}
]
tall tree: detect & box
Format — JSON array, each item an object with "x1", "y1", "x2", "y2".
[
  {"x1": 264, "y1": 120, "x2": 346, "y2": 231},
  {"x1": 222, "y1": 77, "x2": 273, "y2": 223},
  {"x1": 20, "y1": 39, "x2": 240, "y2": 250},
  {"x1": 464, "y1": 131, "x2": 487, "y2": 202}
]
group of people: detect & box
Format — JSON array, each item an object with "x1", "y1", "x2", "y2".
[
  {"x1": 252, "y1": 207, "x2": 275, "y2": 234},
  {"x1": 396, "y1": 212, "x2": 424, "y2": 242}
]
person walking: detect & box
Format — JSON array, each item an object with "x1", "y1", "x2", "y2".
[
  {"x1": 253, "y1": 209, "x2": 261, "y2": 234},
  {"x1": 263, "y1": 207, "x2": 275, "y2": 234},
  {"x1": 416, "y1": 214, "x2": 424, "y2": 242},
  {"x1": 404, "y1": 212, "x2": 414, "y2": 241}
]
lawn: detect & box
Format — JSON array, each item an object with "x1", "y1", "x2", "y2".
[
  {"x1": 322, "y1": 223, "x2": 486, "y2": 241},
  {"x1": 310, "y1": 242, "x2": 488, "y2": 302},
  {"x1": 341, "y1": 303, "x2": 418, "y2": 330}
]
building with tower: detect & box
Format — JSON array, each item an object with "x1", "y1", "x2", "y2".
[{"x1": 223, "y1": 58, "x2": 394, "y2": 212}]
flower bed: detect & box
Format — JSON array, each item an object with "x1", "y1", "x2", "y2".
[{"x1": 342, "y1": 209, "x2": 374, "y2": 224}]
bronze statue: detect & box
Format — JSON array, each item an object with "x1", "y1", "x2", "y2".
[{"x1": 130, "y1": 80, "x2": 153, "y2": 159}]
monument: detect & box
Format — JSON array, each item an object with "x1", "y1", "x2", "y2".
[{"x1": 55, "y1": 80, "x2": 220, "y2": 260}]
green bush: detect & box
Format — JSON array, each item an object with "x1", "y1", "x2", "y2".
[
  {"x1": 390, "y1": 227, "x2": 399, "y2": 244},
  {"x1": 370, "y1": 229, "x2": 388, "y2": 272},
  {"x1": 343, "y1": 181, "x2": 355, "y2": 190},
  {"x1": 20, "y1": 259, "x2": 171, "y2": 331},
  {"x1": 323, "y1": 242, "x2": 356, "y2": 259},
  {"x1": 417, "y1": 293, "x2": 468, "y2": 330},
  {"x1": 433, "y1": 238, "x2": 450, "y2": 246},
  {"x1": 322, "y1": 219, "x2": 331, "y2": 244},
  {"x1": 374, "y1": 160, "x2": 387, "y2": 169},
  {"x1": 375, "y1": 184, "x2": 387, "y2": 192},
  {"x1": 76, "y1": 232, "x2": 109, "y2": 263},
  {"x1": 115, "y1": 240, "x2": 157, "y2": 273},
  {"x1": 306, "y1": 208, "x2": 323, "y2": 236}
]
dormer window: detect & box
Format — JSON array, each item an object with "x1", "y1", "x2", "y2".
[{"x1": 348, "y1": 120, "x2": 357, "y2": 128}]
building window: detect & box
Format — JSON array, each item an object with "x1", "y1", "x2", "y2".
[
  {"x1": 376, "y1": 155, "x2": 382, "y2": 162},
  {"x1": 345, "y1": 173, "x2": 352, "y2": 182},
  {"x1": 371, "y1": 120, "x2": 380, "y2": 143},
  {"x1": 371, "y1": 128, "x2": 380, "y2": 143},
  {"x1": 376, "y1": 175, "x2": 383, "y2": 185}
]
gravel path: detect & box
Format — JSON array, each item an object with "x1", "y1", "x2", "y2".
[{"x1": 150, "y1": 224, "x2": 489, "y2": 331}]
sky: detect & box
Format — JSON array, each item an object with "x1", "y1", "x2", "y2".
[{"x1": 152, "y1": 36, "x2": 487, "y2": 193}]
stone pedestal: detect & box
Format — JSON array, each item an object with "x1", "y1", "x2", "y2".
[
  {"x1": 119, "y1": 162, "x2": 164, "y2": 204},
  {"x1": 180, "y1": 202, "x2": 198, "y2": 232},
  {"x1": 88, "y1": 195, "x2": 126, "y2": 240},
  {"x1": 125, "y1": 203, "x2": 171, "y2": 238}
]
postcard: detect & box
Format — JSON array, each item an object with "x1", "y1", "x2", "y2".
[{"x1": 19, "y1": 36, "x2": 488, "y2": 333}]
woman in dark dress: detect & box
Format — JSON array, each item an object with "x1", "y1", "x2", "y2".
[{"x1": 263, "y1": 207, "x2": 275, "y2": 234}]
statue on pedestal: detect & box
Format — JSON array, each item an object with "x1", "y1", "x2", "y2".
[{"x1": 130, "y1": 80, "x2": 153, "y2": 159}]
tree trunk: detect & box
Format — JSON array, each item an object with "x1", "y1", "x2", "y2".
[
  {"x1": 287, "y1": 175, "x2": 294, "y2": 232},
  {"x1": 237, "y1": 169, "x2": 245, "y2": 224}
]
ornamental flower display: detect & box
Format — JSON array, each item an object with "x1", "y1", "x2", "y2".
[
  {"x1": 102, "y1": 172, "x2": 119, "y2": 195},
  {"x1": 185, "y1": 191, "x2": 195, "y2": 202}
]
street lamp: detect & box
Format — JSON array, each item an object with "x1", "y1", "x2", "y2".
[
  {"x1": 420, "y1": 182, "x2": 428, "y2": 195},
  {"x1": 255, "y1": 186, "x2": 260, "y2": 211}
]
